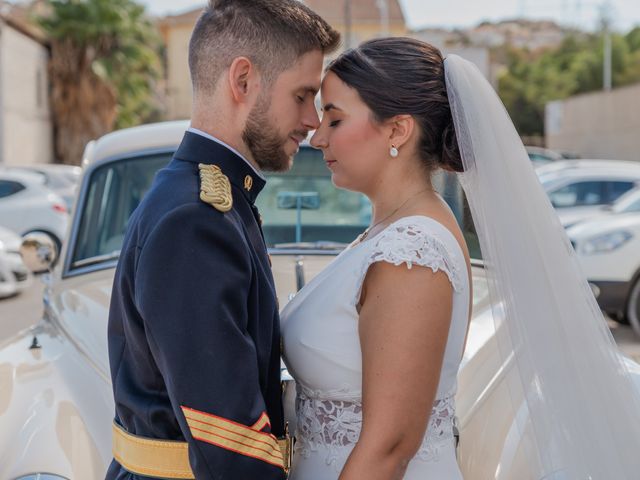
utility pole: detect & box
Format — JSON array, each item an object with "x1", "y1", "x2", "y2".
[
  {"x1": 376, "y1": 0, "x2": 389, "y2": 37},
  {"x1": 344, "y1": 0, "x2": 352, "y2": 49},
  {"x1": 600, "y1": 1, "x2": 613, "y2": 92}
]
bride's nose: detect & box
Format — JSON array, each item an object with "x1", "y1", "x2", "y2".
[{"x1": 310, "y1": 128, "x2": 327, "y2": 150}]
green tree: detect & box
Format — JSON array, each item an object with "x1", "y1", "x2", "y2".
[
  {"x1": 497, "y1": 28, "x2": 640, "y2": 137},
  {"x1": 37, "y1": 0, "x2": 162, "y2": 165}
]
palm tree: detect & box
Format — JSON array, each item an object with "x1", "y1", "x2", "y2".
[{"x1": 37, "y1": 0, "x2": 161, "y2": 165}]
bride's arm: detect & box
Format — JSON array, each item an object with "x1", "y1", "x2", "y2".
[{"x1": 339, "y1": 260, "x2": 454, "y2": 480}]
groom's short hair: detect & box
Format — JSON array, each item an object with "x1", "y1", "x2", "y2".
[{"x1": 189, "y1": 0, "x2": 340, "y2": 96}]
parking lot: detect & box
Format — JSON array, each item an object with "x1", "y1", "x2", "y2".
[{"x1": 2, "y1": 277, "x2": 639, "y2": 363}]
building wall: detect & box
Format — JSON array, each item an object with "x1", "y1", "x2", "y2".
[
  {"x1": 0, "y1": 21, "x2": 53, "y2": 165},
  {"x1": 159, "y1": 3, "x2": 408, "y2": 120},
  {"x1": 163, "y1": 24, "x2": 193, "y2": 120},
  {"x1": 545, "y1": 83, "x2": 640, "y2": 161}
]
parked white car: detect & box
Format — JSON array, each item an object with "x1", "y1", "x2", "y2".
[
  {"x1": 2, "y1": 121, "x2": 639, "y2": 479},
  {"x1": 537, "y1": 160, "x2": 640, "y2": 228},
  {"x1": 8, "y1": 164, "x2": 82, "y2": 212},
  {"x1": 0, "y1": 226, "x2": 31, "y2": 298},
  {"x1": 567, "y1": 190, "x2": 640, "y2": 334},
  {"x1": 0, "y1": 168, "x2": 70, "y2": 252},
  {"x1": 525, "y1": 146, "x2": 564, "y2": 167}
]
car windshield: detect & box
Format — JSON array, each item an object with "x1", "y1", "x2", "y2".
[
  {"x1": 256, "y1": 147, "x2": 370, "y2": 247},
  {"x1": 70, "y1": 147, "x2": 481, "y2": 271}
]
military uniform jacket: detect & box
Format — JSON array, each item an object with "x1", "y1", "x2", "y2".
[{"x1": 107, "y1": 131, "x2": 285, "y2": 479}]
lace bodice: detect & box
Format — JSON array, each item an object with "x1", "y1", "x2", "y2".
[
  {"x1": 294, "y1": 383, "x2": 456, "y2": 471},
  {"x1": 280, "y1": 216, "x2": 470, "y2": 478}
]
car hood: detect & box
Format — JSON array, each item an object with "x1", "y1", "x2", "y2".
[
  {"x1": 555, "y1": 206, "x2": 609, "y2": 227},
  {"x1": 557, "y1": 208, "x2": 609, "y2": 228},
  {"x1": 566, "y1": 212, "x2": 640, "y2": 240},
  {"x1": 0, "y1": 321, "x2": 113, "y2": 478}
]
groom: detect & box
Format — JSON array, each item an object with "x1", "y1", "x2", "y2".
[{"x1": 106, "y1": 1, "x2": 339, "y2": 478}]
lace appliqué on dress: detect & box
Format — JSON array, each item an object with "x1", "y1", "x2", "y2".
[
  {"x1": 295, "y1": 383, "x2": 456, "y2": 471},
  {"x1": 353, "y1": 222, "x2": 463, "y2": 306}
]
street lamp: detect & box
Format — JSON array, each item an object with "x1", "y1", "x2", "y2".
[{"x1": 376, "y1": 0, "x2": 389, "y2": 37}]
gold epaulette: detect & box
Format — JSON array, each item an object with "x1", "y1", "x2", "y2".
[{"x1": 199, "y1": 163, "x2": 232, "y2": 212}]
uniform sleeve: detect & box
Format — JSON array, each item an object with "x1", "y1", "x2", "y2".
[{"x1": 134, "y1": 204, "x2": 285, "y2": 479}]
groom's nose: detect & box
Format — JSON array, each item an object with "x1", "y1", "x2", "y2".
[{"x1": 301, "y1": 101, "x2": 320, "y2": 131}]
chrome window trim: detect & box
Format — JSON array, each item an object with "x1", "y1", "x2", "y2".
[
  {"x1": 269, "y1": 248, "x2": 345, "y2": 256},
  {"x1": 13, "y1": 474, "x2": 71, "y2": 480},
  {"x1": 62, "y1": 147, "x2": 176, "y2": 280}
]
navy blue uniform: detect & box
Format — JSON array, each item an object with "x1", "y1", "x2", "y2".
[{"x1": 107, "y1": 131, "x2": 285, "y2": 479}]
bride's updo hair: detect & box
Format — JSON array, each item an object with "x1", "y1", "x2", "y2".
[{"x1": 327, "y1": 37, "x2": 463, "y2": 173}]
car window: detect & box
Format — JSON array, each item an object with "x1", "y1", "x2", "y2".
[
  {"x1": 605, "y1": 181, "x2": 635, "y2": 203},
  {"x1": 548, "y1": 181, "x2": 605, "y2": 207},
  {"x1": 71, "y1": 153, "x2": 171, "y2": 269},
  {"x1": 0, "y1": 180, "x2": 25, "y2": 198}
]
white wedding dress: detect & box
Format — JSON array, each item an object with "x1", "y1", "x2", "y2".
[{"x1": 281, "y1": 215, "x2": 470, "y2": 479}]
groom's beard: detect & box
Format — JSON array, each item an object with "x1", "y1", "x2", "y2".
[{"x1": 243, "y1": 95, "x2": 291, "y2": 173}]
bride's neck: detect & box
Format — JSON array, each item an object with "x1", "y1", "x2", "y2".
[{"x1": 368, "y1": 171, "x2": 433, "y2": 226}]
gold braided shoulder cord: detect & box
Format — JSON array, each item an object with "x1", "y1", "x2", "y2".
[{"x1": 199, "y1": 163, "x2": 233, "y2": 212}]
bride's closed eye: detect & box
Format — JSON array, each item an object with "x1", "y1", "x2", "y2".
[{"x1": 329, "y1": 120, "x2": 341, "y2": 127}]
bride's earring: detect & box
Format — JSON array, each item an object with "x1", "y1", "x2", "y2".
[{"x1": 390, "y1": 145, "x2": 399, "y2": 158}]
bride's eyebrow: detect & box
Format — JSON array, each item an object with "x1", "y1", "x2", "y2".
[{"x1": 323, "y1": 103, "x2": 342, "y2": 112}]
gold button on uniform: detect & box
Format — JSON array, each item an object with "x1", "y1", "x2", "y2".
[{"x1": 244, "y1": 175, "x2": 253, "y2": 191}]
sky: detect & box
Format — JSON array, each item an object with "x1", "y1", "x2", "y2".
[{"x1": 141, "y1": 0, "x2": 640, "y2": 32}]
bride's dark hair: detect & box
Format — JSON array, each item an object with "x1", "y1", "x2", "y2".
[{"x1": 327, "y1": 37, "x2": 463, "y2": 173}]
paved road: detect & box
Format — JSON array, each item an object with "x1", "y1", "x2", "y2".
[{"x1": 1, "y1": 280, "x2": 639, "y2": 361}]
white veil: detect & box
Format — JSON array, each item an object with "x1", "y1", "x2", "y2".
[{"x1": 445, "y1": 54, "x2": 640, "y2": 478}]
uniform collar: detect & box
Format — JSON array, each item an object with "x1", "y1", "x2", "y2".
[
  {"x1": 174, "y1": 130, "x2": 266, "y2": 204},
  {"x1": 187, "y1": 128, "x2": 266, "y2": 181}
]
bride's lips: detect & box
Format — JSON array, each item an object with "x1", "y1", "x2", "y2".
[{"x1": 325, "y1": 159, "x2": 337, "y2": 168}]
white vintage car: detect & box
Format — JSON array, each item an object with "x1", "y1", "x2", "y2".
[{"x1": 2, "y1": 120, "x2": 639, "y2": 480}]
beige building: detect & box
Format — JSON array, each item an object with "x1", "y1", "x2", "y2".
[
  {"x1": 157, "y1": 0, "x2": 407, "y2": 120},
  {"x1": 303, "y1": 0, "x2": 407, "y2": 49},
  {"x1": 157, "y1": 8, "x2": 201, "y2": 121},
  {"x1": 545, "y1": 83, "x2": 640, "y2": 161},
  {"x1": 0, "y1": 2, "x2": 53, "y2": 165}
]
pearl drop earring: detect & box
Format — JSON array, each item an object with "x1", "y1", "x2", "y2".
[{"x1": 390, "y1": 145, "x2": 399, "y2": 158}]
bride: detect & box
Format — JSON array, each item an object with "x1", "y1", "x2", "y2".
[{"x1": 281, "y1": 37, "x2": 640, "y2": 480}]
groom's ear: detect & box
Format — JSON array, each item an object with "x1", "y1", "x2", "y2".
[
  {"x1": 228, "y1": 56, "x2": 259, "y2": 104},
  {"x1": 387, "y1": 114, "x2": 415, "y2": 149}
]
